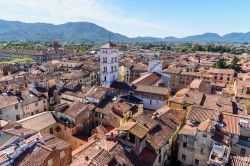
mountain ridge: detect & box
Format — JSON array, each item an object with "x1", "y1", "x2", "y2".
[{"x1": 0, "y1": 19, "x2": 250, "y2": 42}]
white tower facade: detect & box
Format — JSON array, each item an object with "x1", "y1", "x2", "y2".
[
  {"x1": 99, "y1": 42, "x2": 119, "y2": 87},
  {"x1": 148, "y1": 60, "x2": 162, "y2": 74}
]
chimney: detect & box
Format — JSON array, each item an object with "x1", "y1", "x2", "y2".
[
  {"x1": 51, "y1": 146, "x2": 56, "y2": 151},
  {"x1": 218, "y1": 112, "x2": 224, "y2": 123},
  {"x1": 13, "y1": 124, "x2": 22, "y2": 129}
]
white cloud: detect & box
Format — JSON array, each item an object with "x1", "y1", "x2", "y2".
[{"x1": 0, "y1": 0, "x2": 171, "y2": 37}]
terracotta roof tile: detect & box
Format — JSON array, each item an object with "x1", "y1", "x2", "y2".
[
  {"x1": 0, "y1": 95, "x2": 19, "y2": 109},
  {"x1": 132, "y1": 72, "x2": 161, "y2": 86},
  {"x1": 221, "y1": 113, "x2": 250, "y2": 135},
  {"x1": 14, "y1": 145, "x2": 51, "y2": 166},
  {"x1": 89, "y1": 149, "x2": 114, "y2": 166},
  {"x1": 63, "y1": 101, "x2": 89, "y2": 118},
  {"x1": 17, "y1": 112, "x2": 56, "y2": 131},
  {"x1": 135, "y1": 85, "x2": 170, "y2": 96},
  {"x1": 188, "y1": 105, "x2": 219, "y2": 122},
  {"x1": 129, "y1": 123, "x2": 149, "y2": 139},
  {"x1": 100, "y1": 42, "x2": 117, "y2": 49},
  {"x1": 208, "y1": 68, "x2": 235, "y2": 75},
  {"x1": 229, "y1": 154, "x2": 250, "y2": 166}
]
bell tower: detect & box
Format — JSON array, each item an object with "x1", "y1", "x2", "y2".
[{"x1": 99, "y1": 41, "x2": 119, "y2": 87}]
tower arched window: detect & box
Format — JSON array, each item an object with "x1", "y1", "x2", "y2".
[
  {"x1": 104, "y1": 76, "x2": 106, "y2": 82},
  {"x1": 103, "y1": 67, "x2": 107, "y2": 72},
  {"x1": 103, "y1": 57, "x2": 107, "y2": 63}
]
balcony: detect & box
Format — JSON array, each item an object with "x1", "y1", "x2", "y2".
[{"x1": 207, "y1": 144, "x2": 230, "y2": 166}]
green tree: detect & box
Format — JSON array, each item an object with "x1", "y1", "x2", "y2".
[
  {"x1": 191, "y1": 44, "x2": 204, "y2": 52},
  {"x1": 166, "y1": 46, "x2": 171, "y2": 50},
  {"x1": 212, "y1": 58, "x2": 227, "y2": 69},
  {"x1": 228, "y1": 57, "x2": 242, "y2": 72}
]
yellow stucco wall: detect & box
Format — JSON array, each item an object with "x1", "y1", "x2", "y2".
[
  {"x1": 119, "y1": 66, "x2": 126, "y2": 82},
  {"x1": 169, "y1": 102, "x2": 183, "y2": 110}
]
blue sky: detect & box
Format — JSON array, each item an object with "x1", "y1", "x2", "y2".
[{"x1": 0, "y1": 0, "x2": 249, "y2": 37}]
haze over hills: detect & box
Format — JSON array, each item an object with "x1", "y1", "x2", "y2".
[{"x1": 1, "y1": 19, "x2": 250, "y2": 42}]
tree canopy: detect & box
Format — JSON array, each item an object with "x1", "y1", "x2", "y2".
[
  {"x1": 212, "y1": 58, "x2": 227, "y2": 69},
  {"x1": 0, "y1": 58, "x2": 34, "y2": 65},
  {"x1": 212, "y1": 57, "x2": 242, "y2": 72}
]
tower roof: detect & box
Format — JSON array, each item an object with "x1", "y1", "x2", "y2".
[{"x1": 100, "y1": 42, "x2": 117, "y2": 49}]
